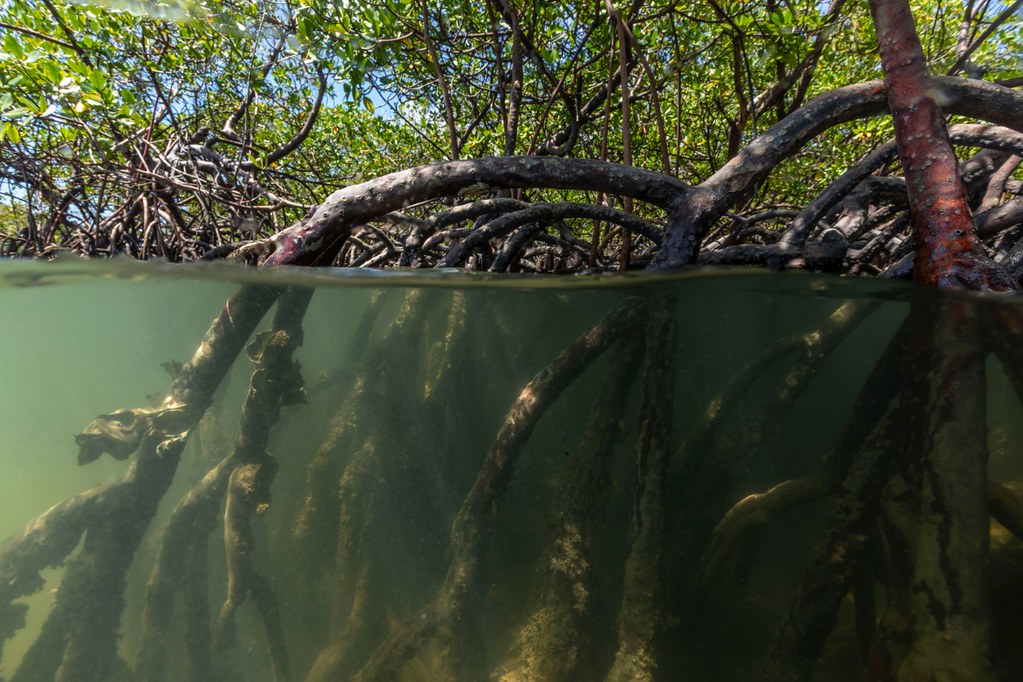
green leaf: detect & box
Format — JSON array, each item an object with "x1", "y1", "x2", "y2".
[
  {"x1": 3, "y1": 34, "x2": 24, "y2": 60},
  {"x1": 2, "y1": 107, "x2": 30, "y2": 120},
  {"x1": 3, "y1": 123, "x2": 20, "y2": 143},
  {"x1": 89, "y1": 69, "x2": 107, "y2": 91},
  {"x1": 41, "y1": 62, "x2": 62, "y2": 84}
]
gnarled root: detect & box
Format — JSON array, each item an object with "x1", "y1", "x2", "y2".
[
  {"x1": 604, "y1": 302, "x2": 676, "y2": 682},
  {"x1": 496, "y1": 333, "x2": 644, "y2": 681},
  {"x1": 352, "y1": 301, "x2": 642, "y2": 681}
]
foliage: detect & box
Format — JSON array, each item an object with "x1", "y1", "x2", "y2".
[{"x1": 1, "y1": 0, "x2": 1022, "y2": 264}]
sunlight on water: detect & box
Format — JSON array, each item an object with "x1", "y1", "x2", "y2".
[{"x1": 0, "y1": 261, "x2": 1021, "y2": 681}]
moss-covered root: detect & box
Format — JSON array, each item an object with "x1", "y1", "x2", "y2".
[
  {"x1": 4, "y1": 285, "x2": 280, "y2": 682},
  {"x1": 137, "y1": 287, "x2": 309, "y2": 682},
  {"x1": 496, "y1": 334, "x2": 643, "y2": 682},
  {"x1": 302, "y1": 441, "x2": 390, "y2": 682},
  {"x1": 352, "y1": 301, "x2": 642, "y2": 682},
  {"x1": 303, "y1": 292, "x2": 436, "y2": 682},
  {"x1": 604, "y1": 304, "x2": 676, "y2": 682},
  {"x1": 135, "y1": 454, "x2": 234, "y2": 682},
  {"x1": 291, "y1": 290, "x2": 384, "y2": 560},
  {"x1": 215, "y1": 460, "x2": 290, "y2": 682},
  {"x1": 679, "y1": 299, "x2": 879, "y2": 483},
  {"x1": 866, "y1": 302, "x2": 996, "y2": 682},
  {"x1": 868, "y1": 469, "x2": 920, "y2": 682},
  {"x1": 759, "y1": 391, "x2": 916, "y2": 682},
  {"x1": 896, "y1": 303, "x2": 996, "y2": 682}
]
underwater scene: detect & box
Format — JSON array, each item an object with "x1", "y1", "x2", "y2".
[{"x1": 1, "y1": 261, "x2": 1022, "y2": 682}]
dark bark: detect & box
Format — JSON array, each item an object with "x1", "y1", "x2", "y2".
[
  {"x1": 401, "y1": 198, "x2": 527, "y2": 266},
  {"x1": 262, "y1": 157, "x2": 690, "y2": 266},
  {"x1": 779, "y1": 125, "x2": 1023, "y2": 251},
  {"x1": 977, "y1": 198, "x2": 1023, "y2": 238},
  {"x1": 439, "y1": 202, "x2": 660, "y2": 267},
  {"x1": 652, "y1": 77, "x2": 1023, "y2": 270},
  {"x1": 696, "y1": 230, "x2": 846, "y2": 269}
]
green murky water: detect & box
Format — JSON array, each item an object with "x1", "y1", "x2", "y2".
[{"x1": 1, "y1": 260, "x2": 1022, "y2": 681}]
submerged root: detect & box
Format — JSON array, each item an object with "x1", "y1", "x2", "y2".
[
  {"x1": 303, "y1": 441, "x2": 389, "y2": 682},
  {"x1": 990, "y1": 481, "x2": 1023, "y2": 541},
  {"x1": 763, "y1": 392, "x2": 913, "y2": 682},
  {"x1": 694, "y1": 304, "x2": 910, "y2": 654},
  {"x1": 137, "y1": 287, "x2": 310, "y2": 682},
  {"x1": 6, "y1": 269, "x2": 1022, "y2": 682},
  {"x1": 352, "y1": 302, "x2": 642, "y2": 681},
  {"x1": 893, "y1": 302, "x2": 996, "y2": 682},
  {"x1": 304, "y1": 291, "x2": 453, "y2": 682},
  {"x1": 497, "y1": 334, "x2": 644, "y2": 681},
  {"x1": 291, "y1": 291, "x2": 385, "y2": 563},
  {"x1": 215, "y1": 459, "x2": 289, "y2": 682},
  {"x1": 760, "y1": 312, "x2": 920, "y2": 681},
  {"x1": 700, "y1": 472, "x2": 833, "y2": 584},
  {"x1": 679, "y1": 299, "x2": 879, "y2": 484},
  {"x1": 660, "y1": 298, "x2": 886, "y2": 670},
  {"x1": 605, "y1": 302, "x2": 676, "y2": 682}
]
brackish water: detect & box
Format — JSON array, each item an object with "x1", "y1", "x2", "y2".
[{"x1": 1, "y1": 261, "x2": 1022, "y2": 681}]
